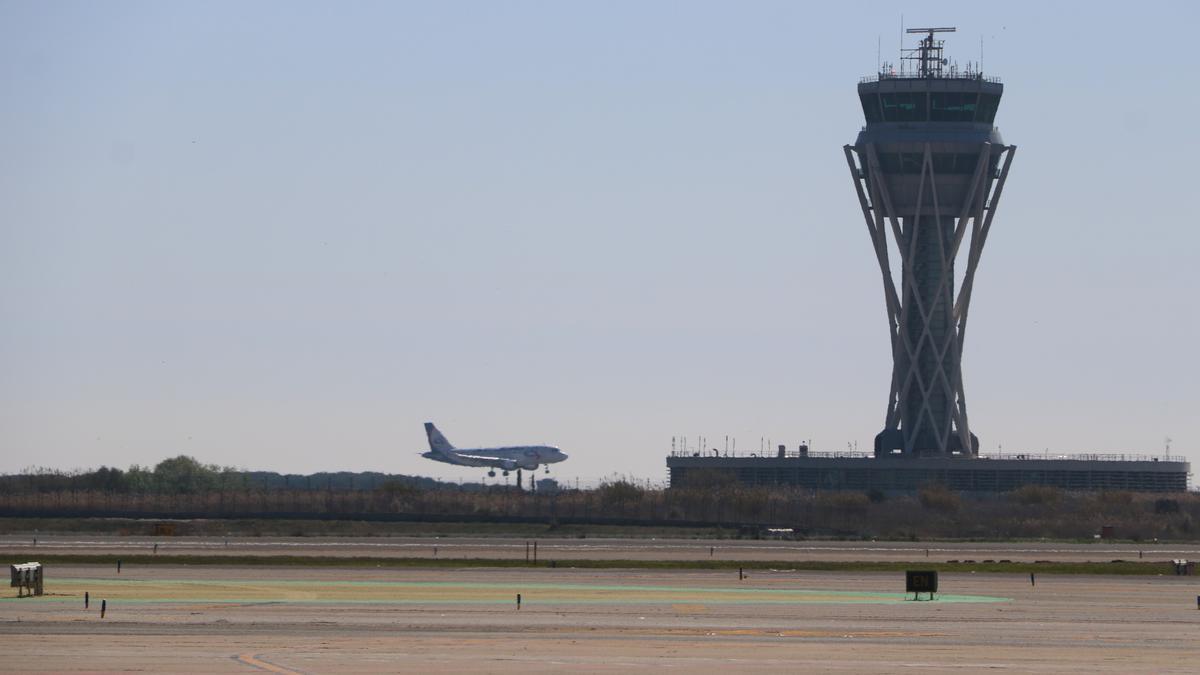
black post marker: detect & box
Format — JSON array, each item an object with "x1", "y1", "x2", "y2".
[
  {"x1": 85, "y1": 592, "x2": 89, "y2": 609},
  {"x1": 710, "y1": 547, "x2": 714, "y2": 557},
  {"x1": 153, "y1": 544, "x2": 158, "y2": 554},
  {"x1": 434, "y1": 546, "x2": 437, "y2": 558},
  {"x1": 534, "y1": 542, "x2": 538, "y2": 564},
  {"x1": 101, "y1": 600, "x2": 106, "y2": 618},
  {"x1": 517, "y1": 593, "x2": 521, "y2": 610},
  {"x1": 117, "y1": 560, "x2": 122, "y2": 574},
  {"x1": 1030, "y1": 573, "x2": 1035, "y2": 587},
  {"x1": 739, "y1": 567, "x2": 744, "y2": 581}
]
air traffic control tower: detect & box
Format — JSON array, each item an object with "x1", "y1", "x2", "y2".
[
  {"x1": 845, "y1": 27, "x2": 1013, "y2": 459},
  {"x1": 665, "y1": 27, "x2": 1189, "y2": 492}
]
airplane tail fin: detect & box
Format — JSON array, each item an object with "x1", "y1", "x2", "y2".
[{"x1": 424, "y1": 422, "x2": 455, "y2": 454}]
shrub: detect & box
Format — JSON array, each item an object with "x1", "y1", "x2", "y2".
[
  {"x1": 377, "y1": 480, "x2": 423, "y2": 499},
  {"x1": 596, "y1": 480, "x2": 643, "y2": 508},
  {"x1": 1095, "y1": 491, "x2": 1134, "y2": 507},
  {"x1": 918, "y1": 485, "x2": 961, "y2": 514},
  {"x1": 818, "y1": 491, "x2": 870, "y2": 517},
  {"x1": 1010, "y1": 485, "x2": 1061, "y2": 506},
  {"x1": 1154, "y1": 498, "x2": 1180, "y2": 514}
]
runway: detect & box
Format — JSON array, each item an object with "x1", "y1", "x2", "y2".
[
  {"x1": 6, "y1": 575, "x2": 1006, "y2": 606},
  {"x1": 2, "y1": 564, "x2": 1199, "y2": 672},
  {"x1": 4, "y1": 535, "x2": 1198, "y2": 563}
]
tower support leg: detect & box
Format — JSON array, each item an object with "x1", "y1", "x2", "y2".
[{"x1": 845, "y1": 142, "x2": 1015, "y2": 457}]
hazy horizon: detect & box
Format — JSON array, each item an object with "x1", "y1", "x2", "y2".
[{"x1": 2, "y1": 1, "x2": 1197, "y2": 483}]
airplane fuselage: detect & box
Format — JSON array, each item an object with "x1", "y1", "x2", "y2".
[
  {"x1": 422, "y1": 445, "x2": 563, "y2": 471},
  {"x1": 421, "y1": 423, "x2": 567, "y2": 474}
]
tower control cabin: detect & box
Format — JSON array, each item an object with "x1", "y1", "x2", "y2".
[{"x1": 845, "y1": 28, "x2": 1014, "y2": 459}]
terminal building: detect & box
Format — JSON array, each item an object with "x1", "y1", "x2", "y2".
[{"x1": 667, "y1": 28, "x2": 1190, "y2": 492}]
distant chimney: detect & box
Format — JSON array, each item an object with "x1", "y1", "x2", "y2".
[{"x1": 777, "y1": 444, "x2": 786, "y2": 458}]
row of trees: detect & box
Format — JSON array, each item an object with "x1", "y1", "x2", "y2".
[
  {"x1": 1, "y1": 456, "x2": 450, "y2": 495},
  {"x1": 2, "y1": 461, "x2": 1199, "y2": 540}
]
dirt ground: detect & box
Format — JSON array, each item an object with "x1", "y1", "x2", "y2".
[
  {"x1": 4, "y1": 534, "x2": 1199, "y2": 563},
  {"x1": 3, "y1": 562, "x2": 1200, "y2": 673}
]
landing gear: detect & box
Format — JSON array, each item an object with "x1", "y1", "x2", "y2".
[
  {"x1": 516, "y1": 468, "x2": 523, "y2": 492},
  {"x1": 487, "y1": 470, "x2": 496, "y2": 478},
  {"x1": 502, "y1": 470, "x2": 509, "y2": 477}
]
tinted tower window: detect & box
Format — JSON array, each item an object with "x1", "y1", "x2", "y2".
[
  {"x1": 930, "y1": 92, "x2": 978, "y2": 122},
  {"x1": 860, "y1": 94, "x2": 882, "y2": 123},
  {"x1": 880, "y1": 93, "x2": 927, "y2": 122},
  {"x1": 976, "y1": 94, "x2": 1001, "y2": 123}
]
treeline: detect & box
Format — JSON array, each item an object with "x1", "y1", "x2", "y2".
[
  {"x1": 0, "y1": 456, "x2": 460, "y2": 495},
  {"x1": 1, "y1": 461, "x2": 1198, "y2": 540}
]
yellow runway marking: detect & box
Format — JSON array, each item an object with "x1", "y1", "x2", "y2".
[{"x1": 236, "y1": 653, "x2": 302, "y2": 674}]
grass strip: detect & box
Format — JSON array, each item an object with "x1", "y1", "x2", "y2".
[{"x1": 0, "y1": 553, "x2": 1177, "y2": 576}]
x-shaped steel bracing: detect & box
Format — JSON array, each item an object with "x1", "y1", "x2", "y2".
[{"x1": 843, "y1": 142, "x2": 1015, "y2": 456}]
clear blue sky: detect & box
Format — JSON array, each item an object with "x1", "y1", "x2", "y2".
[{"x1": 2, "y1": 1, "x2": 1197, "y2": 482}]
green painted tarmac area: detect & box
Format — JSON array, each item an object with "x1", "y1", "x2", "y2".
[{"x1": 3, "y1": 578, "x2": 1009, "y2": 606}]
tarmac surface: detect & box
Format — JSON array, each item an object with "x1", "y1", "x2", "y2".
[
  {"x1": 5, "y1": 534, "x2": 1200, "y2": 562},
  {"x1": 3, "y1": 560, "x2": 1200, "y2": 672}
]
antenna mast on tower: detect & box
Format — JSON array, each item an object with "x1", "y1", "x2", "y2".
[{"x1": 904, "y1": 27, "x2": 956, "y2": 78}]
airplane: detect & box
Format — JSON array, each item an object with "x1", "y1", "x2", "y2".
[{"x1": 420, "y1": 422, "x2": 568, "y2": 479}]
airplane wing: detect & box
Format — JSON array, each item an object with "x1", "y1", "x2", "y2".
[{"x1": 451, "y1": 453, "x2": 512, "y2": 463}]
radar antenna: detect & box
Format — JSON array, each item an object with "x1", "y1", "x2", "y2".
[{"x1": 904, "y1": 26, "x2": 956, "y2": 78}]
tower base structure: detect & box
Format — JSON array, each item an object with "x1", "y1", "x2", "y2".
[
  {"x1": 667, "y1": 452, "x2": 1189, "y2": 493},
  {"x1": 874, "y1": 428, "x2": 978, "y2": 458}
]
